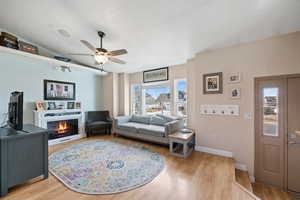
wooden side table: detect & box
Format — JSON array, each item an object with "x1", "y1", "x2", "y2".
[{"x1": 169, "y1": 131, "x2": 195, "y2": 158}]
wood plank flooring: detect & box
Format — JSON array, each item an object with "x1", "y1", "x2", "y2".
[
  {"x1": 235, "y1": 169, "x2": 293, "y2": 200},
  {"x1": 1, "y1": 135, "x2": 235, "y2": 200},
  {"x1": 235, "y1": 169, "x2": 253, "y2": 192},
  {"x1": 252, "y1": 183, "x2": 293, "y2": 200}
]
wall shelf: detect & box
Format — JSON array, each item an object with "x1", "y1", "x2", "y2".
[{"x1": 0, "y1": 46, "x2": 107, "y2": 75}]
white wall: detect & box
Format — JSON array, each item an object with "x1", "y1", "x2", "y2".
[
  {"x1": 118, "y1": 73, "x2": 130, "y2": 116},
  {"x1": 0, "y1": 53, "x2": 104, "y2": 124}
]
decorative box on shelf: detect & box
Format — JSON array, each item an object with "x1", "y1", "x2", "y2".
[
  {"x1": 19, "y1": 41, "x2": 38, "y2": 54},
  {"x1": 0, "y1": 32, "x2": 18, "y2": 50}
]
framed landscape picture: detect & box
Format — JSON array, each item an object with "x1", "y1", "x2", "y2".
[
  {"x1": 143, "y1": 67, "x2": 169, "y2": 83},
  {"x1": 203, "y1": 72, "x2": 223, "y2": 94},
  {"x1": 44, "y1": 80, "x2": 76, "y2": 100}
]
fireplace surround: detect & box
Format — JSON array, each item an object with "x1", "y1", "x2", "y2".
[{"x1": 33, "y1": 109, "x2": 85, "y2": 145}]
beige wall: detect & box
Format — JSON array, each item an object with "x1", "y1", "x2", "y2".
[
  {"x1": 183, "y1": 31, "x2": 300, "y2": 176},
  {"x1": 102, "y1": 72, "x2": 119, "y2": 117},
  {"x1": 129, "y1": 65, "x2": 187, "y2": 115},
  {"x1": 118, "y1": 73, "x2": 130, "y2": 116},
  {"x1": 104, "y1": 31, "x2": 300, "y2": 177}
]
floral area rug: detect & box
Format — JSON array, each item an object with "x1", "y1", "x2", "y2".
[{"x1": 49, "y1": 139, "x2": 165, "y2": 194}]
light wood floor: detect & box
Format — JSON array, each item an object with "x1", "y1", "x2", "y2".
[
  {"x1": 235, "y1": 169, "x2": 293, "y2": 200},
  {"x1": 252, "y1": 183, "x2": 293, "y2": 200},
  {"x1": 2, "y1": 135, "x2": 235, "y2": 200}
]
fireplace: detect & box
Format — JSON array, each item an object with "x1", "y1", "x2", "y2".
[{"x1": 47, "y1": 119, "x2": 79, "y2": 140}]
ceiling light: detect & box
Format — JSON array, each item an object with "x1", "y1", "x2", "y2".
[{"x1": 94, "y1": 55, "x2": 108, "y2": 64}]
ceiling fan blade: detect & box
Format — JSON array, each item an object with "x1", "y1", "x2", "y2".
[
  {"x1": 68, "y1": 53, "x2": 94, "y2": 56},
  {"x1": 107, "y1": 49, "x2": 128, "y2": 56},
  {"x1": 80, "y1": 40, "x2": 97, "y2": 52},
  {"x1": 108, "y1": 57, "x2": 126, "y2": 64}
]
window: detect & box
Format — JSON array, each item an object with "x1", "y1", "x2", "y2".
[
  {"x1": 263, "y1": 88, "x2": 279, "y2": 137},
  {"x1": 131, "y1": 85, "x2": 141, "y2": 115},
  {"x1": 143, "y1": 86, "x2": 171, "y2": 115},
  {"x1": 174, "y1": 79, "x2": 187, "y2": 117},
  {"x1": 130, "y1": 78, "x2": 188, "y2": 118}
]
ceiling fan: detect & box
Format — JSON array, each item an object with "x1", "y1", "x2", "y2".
[{"x1": 69, "y1": 31, "x2": 128, "y2": 66}]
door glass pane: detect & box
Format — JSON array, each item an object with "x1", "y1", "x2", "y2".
[{"x1": 263, "y1": 88, "x2": 279, "y2": 136}]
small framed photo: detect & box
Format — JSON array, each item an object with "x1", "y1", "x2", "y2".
[
  {"x1": 228, "y1": 73, "x2": 241, "y2": 84},
  {"x1": 56, "y1": 102, "x2": 66, "y2": 110},
  {"x1": 203, "y1": 72, "x2": 223, "y2": 94},
  {"x1": 231, "y1": 88, "x2": 241, "y2": 99},
  {"x1": 36, "y1": 101, "x2": 46, "y2": 111},
  {"x1": 48, "y1": 102, "x2": 57, "y2": 110},
  {"x1": 75, "y1": 102, "x2": 81, "y2": 109},
  {"x1": 67, "y1": 102, "x2": 75, "y2": 109}
]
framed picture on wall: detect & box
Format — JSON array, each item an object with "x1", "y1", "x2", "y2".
[
  {"x1": 230, "y1": 88, "x2": 241, "y2": 99},
  {"x1": 228, "y1": 72, "x2": 241, "y2": 84},
  {"x1": 44, "y1": 80, "x2": 76, "y2": 100},
  {"x1": 143, "y1": 67, "x2": 169, "y2": 83},
  {"x1": 203, "y1": 72, "x2": 223, "y2": 94}
]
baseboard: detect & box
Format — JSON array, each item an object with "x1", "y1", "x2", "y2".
[
  {"x1": 249, "y1": 176, "x2": 255, "y2": 183},
  {"x1": 235, "y1": 163, "x2": 248, "y2": 171},
  {"x1": 195, "y1": 145, "x2": 233, "y2": 158}
]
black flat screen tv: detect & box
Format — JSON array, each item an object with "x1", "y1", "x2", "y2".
[{"x1": 8, "y1": 91, "x2": 23, "y2": 130}]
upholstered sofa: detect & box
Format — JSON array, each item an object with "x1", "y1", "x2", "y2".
[{"x1": 113, "y1": 114, "x2": 184, "y2": 144}]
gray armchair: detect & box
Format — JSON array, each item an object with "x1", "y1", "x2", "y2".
[{"x1": 85, "y1": 111, "x2": 112, "y2": 137}]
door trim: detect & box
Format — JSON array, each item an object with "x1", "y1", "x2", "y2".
[{"x1": 255, "y1": 74, "x2": 300, "y2": 190}]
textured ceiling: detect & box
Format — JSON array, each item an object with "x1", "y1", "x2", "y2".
[{"x1": 0, "y1": 0, "x2": 300, "y2": 73}]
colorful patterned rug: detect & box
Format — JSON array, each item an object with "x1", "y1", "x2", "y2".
[{"x1": 49, "y1": 140, "x2": 165, "y2": 194}]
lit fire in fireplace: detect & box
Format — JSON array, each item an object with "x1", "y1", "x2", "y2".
[{"x1": 57, "y1": 121, "x2": 68, "y2": 134}]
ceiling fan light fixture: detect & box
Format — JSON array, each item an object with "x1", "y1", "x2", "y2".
[{"x1": 94, "y1": 55, "x2": 108, "y2": 64}]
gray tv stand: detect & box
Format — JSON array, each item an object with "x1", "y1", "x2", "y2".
[{"x1": 0, "y1": 124, "x2": 48, "y2": 197}]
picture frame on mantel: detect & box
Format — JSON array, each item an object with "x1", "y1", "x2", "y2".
[
  {"x1": 143, "y1": 67, "x2": 169, "y2": 83},
  {"x1": 203, "y1": 72, "x2": 223, "y2": 94},
  {"x1": 44, "y1": 79, "x2": 76, "y2": 100}
]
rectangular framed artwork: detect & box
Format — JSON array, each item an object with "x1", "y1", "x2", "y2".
[
  {"x1": 143, "y1": 67, "x2": 169, "y2": 83},
  {"x1": 44, "y1": 80, "x2": 76, "y2": 100},
  {"x1": 228, "y1": 72, "x2": 241, "y2": 84},
  {"x1": 203, "y1": 72, "x2": 223, "y2": 94}
]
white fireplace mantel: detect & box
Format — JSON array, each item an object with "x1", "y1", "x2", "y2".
[{"x1": 33, "y1": 109, "x2": 86, "y2": 145}]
